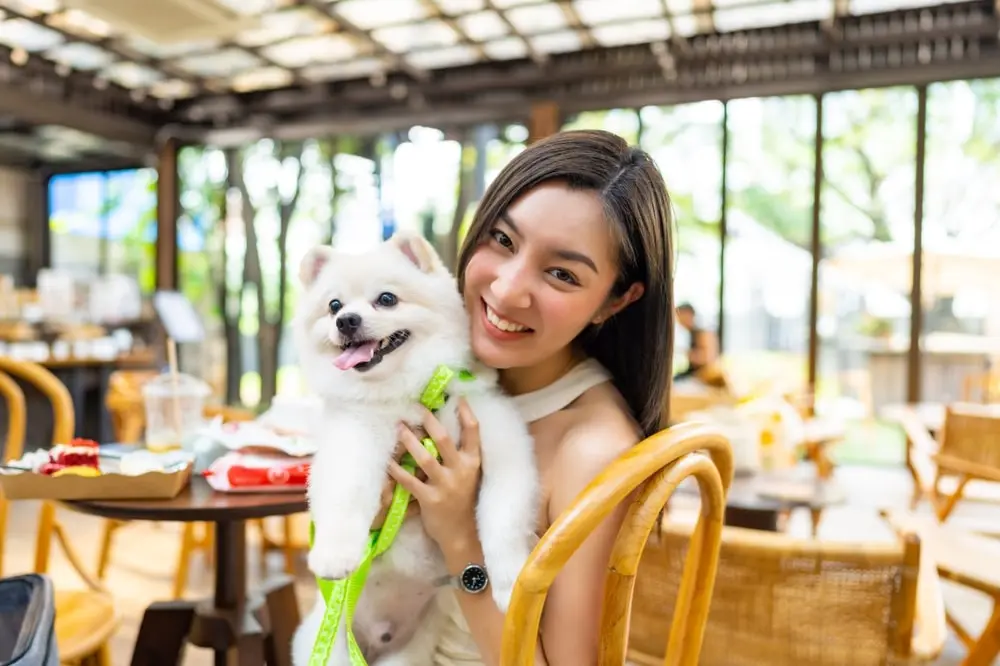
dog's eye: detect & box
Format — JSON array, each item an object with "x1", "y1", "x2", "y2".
[
  {"x1": 375, "y1": 292, "x2": 398, "y2": 307},
  {"x1": 328, "y1": 299, "x2": 342, "y2": 315}
]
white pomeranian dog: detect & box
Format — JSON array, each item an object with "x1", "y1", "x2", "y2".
[{"x1": 290, "y1": 232, "x2": 540, "y2": 666}]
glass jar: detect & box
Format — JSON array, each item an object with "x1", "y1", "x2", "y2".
[{"x1": 142, "y1": 372, "x2": 211, "y2": 453}]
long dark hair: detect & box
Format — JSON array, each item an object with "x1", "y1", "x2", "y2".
[{"x1": 457, "y1": 129, "x2": 675, "y2": 437}]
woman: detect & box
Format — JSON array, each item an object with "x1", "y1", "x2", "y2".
[{"x1": 387, "y1": 129, "x2": 675, "y2": 665}]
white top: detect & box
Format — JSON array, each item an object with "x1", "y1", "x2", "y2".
[{"x1": 433, "y1": 357, "x2": 613, "y2": 665}]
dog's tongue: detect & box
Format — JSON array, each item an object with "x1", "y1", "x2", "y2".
[{"x1": 334, "y1": 341, "x2": 378, "y2": 370}]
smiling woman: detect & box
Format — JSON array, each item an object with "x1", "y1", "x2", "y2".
[
  {"x1": 389, "y1": 129, "x2": 679, "y2": 666},
  {"x1": 457, "y1": 131, "x2": 674, "y2": 433}
]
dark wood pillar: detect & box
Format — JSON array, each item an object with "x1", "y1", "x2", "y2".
[
  {"x1": 155, "y1": 138, "x2": 180, "y2": 291},
  {"x1": 907, "y1": 85, "x2": 928, "y2": 404},
  {"x1": 807, "y1": 94, "x2": 824, "y2": 413},
  {"x1": 528, "y1": 101, "x2": 561, "y2": 144},
  {"x1": 717, "y1": 102, "x2": 729, "y2": 353},
  {"x1": 22, "y1": 170, "x2": 48, "y2": 286}
]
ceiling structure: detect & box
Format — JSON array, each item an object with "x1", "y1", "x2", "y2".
[{"x1": 0, "y1": 0, "x2": 998, "y2": 164}]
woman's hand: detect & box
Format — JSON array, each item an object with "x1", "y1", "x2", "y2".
[
  {"x1": 388, "y1": 398, "x2": 482, "y2": 553},
  {"x1": 371, "y1": 442, "x2": 423, "y2": 530}
]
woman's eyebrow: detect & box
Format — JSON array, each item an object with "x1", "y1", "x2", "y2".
[
  {"x1": 499, "y1": 211, "x2": 598, "y2": 274},
  {"x1": 555, "y1": 249, "x2": 598, "y2": 273},
  {"x1": 499, "y1": 211, "x2": 519, "y2": 234}
]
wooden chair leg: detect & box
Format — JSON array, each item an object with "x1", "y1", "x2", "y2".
[
  {"x1": 96, "y1": 642, "x2": 113, "y2": 666},
  {"x1": 809, "y1": 508, "x2": 823, "y2": 537},
  {"x1": 202, "y1": 522, "x2": 215, "y2": 568},
  {"x1": 172, "y1": 523, "x2": 198, "y2": 599},
  {"x1": 96, "y1": 519, "x2": 123, "y2": 580},
  {"x1": 281, "y1": 517, "x2": 296, "y2": 574},
  {"x1": 34, "y1": 501, "x2": 56, "y2": 574},
  {"x1": 963, "y1": 601, "x2": 1000, "y2": 666},
  {"x1": 934, "y1": 474, "x2": 970, "y2": 522},
  {"x1": 253, "y1": 519, "x2": 269, "y2": 572}
]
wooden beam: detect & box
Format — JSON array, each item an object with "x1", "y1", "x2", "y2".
[
  {"x1": 0, "y1": 82, "x2": 158, "y2": 148},
  {"x1": 192, "y1": 54, "x2": 1000, "y2": 146}
]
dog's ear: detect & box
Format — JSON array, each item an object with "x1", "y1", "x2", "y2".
[
  {"x1": 299, "y1": 245, "x2": 335, "y2": 286},
  {"x1": 388, "y1": 232, "x2": 445, "y2": 274}
]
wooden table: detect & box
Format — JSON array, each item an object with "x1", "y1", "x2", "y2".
[
  {"x1": 69, "y1": 477, "x2": 308, "y2": 666},
  {"x1": 675, "y1": 465, "x2": 846, "y2": 535}
]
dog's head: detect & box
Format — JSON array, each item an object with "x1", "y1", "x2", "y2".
[{"x1": 293, "y1": 232, "x2": 469, "y2": 396}]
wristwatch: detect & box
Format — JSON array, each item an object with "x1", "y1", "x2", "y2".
[{"x1": 436, "y1": 563, "x2": 490, "y2": 594}]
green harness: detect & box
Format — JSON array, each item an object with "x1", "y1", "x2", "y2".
[{"x1": 308, "y1": 365, "x2": 475, "y2": 666}]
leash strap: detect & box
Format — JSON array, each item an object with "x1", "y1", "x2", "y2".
[{"x1": 308, "y1": 365, "x2": 473, "y2": 665}]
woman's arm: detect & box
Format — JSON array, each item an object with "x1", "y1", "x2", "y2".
[
  {"x1": 442, "y1": 421, "x2": 632, "y2": 666},
  {"x1": 533, "y1": 423, "x2": 633, "y2": 665},
  {"x1": 439, "y1": 536, "x2": 550, "y2": 666}
]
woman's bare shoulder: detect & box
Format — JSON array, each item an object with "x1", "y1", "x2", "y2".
[{"x1": 548, "y1": 384, "x2": 642, "y2": 511}]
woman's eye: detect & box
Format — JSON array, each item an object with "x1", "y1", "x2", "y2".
[
  {"x1": 328, "y1": 299, "x2": 342, "y2": 315},
  {"x1": 548, "y1": 268, "x2": 578, "y2": 285},
  {"x1": 376, "y1": 292, "x2": 398, "y2": 307},
  {"x1": 490, "y1": 229, "x2": 514, "y2": 250}
]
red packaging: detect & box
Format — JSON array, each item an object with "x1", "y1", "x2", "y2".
[{"x1": 203, "y1": 452, "x2": 310, "y2": 493}]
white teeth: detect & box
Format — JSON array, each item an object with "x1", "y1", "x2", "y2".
[{"x1": 485, "y1": 304, "x2": 528, "y2": 333}]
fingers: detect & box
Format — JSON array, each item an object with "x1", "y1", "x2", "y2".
[
  {"x1": 388, "y1": 459, "x2": 427, "y2": 498},
  {"x1": 420, "y1": 408, "x2": 459, "y2": 466},
  {"x1": 398, "y1": 423, "x2": 445, "y2": 482},
  {"x1": 456, "y1": 398, "x2": 482, "y2": 461}
]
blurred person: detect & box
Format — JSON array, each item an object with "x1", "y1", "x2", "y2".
[{"x1": 674, "y1": 303, "x2": 717, "y2": 381}]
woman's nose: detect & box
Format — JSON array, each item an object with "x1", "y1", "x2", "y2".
[{"x1": 490, "y1": 261, "x2": 531, "y2": 310}]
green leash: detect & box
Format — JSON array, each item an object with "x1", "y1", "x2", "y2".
[{"x1": 308, "y1": 365, "x2": 475, "y2": 666}]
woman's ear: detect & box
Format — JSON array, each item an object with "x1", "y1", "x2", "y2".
[{"x1": 592, "y1": 282, "x2": 644, "y2": 325}]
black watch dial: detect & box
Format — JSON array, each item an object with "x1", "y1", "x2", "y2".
[{"x1": 459, "y1": 564, "x2": 489, "y2": 594}]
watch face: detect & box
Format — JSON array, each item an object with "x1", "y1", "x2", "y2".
[{"x1": 459, "y1": 564, "x2": 489, "y2": 594}]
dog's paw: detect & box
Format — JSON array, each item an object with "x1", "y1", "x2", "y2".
[
  {"x1": 487, "y1": 562, "x2": 525, "y2": 612},
  {"x1": 308, "y1": 545, "x2": 362, "y2": 581}
]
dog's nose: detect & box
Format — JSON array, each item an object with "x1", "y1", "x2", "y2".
[{"x1": 336, "y1": 312, "x2": 362, "y2": 334}]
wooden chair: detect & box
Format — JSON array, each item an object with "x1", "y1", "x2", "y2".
[
  {"x1": 628, "y1": 519, "x2": 946, "y2": 665},
  {"x1": 99, "y1": 369, "x2": 304, "y2": 597},
  {"x1": 0, "y1": 370, "x2": 25, "y2": 577},
  {"x1": 883, "y1": 509, "x2": 1000, "y2": 666},
  {"x1": 501, "y1": 422, "x2": 734, "y2": 665},
  {"x1": 0, "y1": 361, "x2": 117, "y2": 666},
  {"x1": 962, "y1": 370, "x2": 1000, "y2": 404},
  {"x1": 900, "y1": 403, "x2": 1000, "y2": 522}
]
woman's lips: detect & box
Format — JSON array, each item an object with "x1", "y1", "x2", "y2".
[{"x1": 481, "y1": 299, "x2": 532, "y2": 341}]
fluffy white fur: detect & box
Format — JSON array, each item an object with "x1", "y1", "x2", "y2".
[{"x1": 290, "y1": 232, "x2": 540, "y2": 666}]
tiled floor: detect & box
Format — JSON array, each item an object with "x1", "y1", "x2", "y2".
[{"x1": 2, "y1": 464, "x2": 998, "y2": 664}]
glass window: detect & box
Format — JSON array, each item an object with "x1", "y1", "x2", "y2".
[
  {"x1": 639, "y1": 102, "x2": 725, "y2": 375},
  {"x1": 817, "y1": 87, "x2": 918, "y2": 465},
  {"x1": 923, "y1": 79, "x2": 1000, "y2": 403},
  {"x1": 723, "y1": 96, "x2": 816, "y2": 395}
]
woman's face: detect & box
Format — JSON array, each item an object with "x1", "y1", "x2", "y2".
[{"x1": 462, "y1": 181, "x2": 624, "y2": 371}]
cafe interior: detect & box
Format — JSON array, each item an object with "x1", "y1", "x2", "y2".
[{"x1": 0, "y1": 0, "x2": 999, "y2": 663}]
